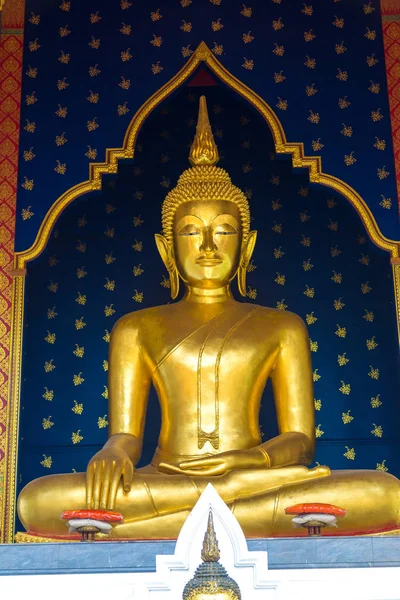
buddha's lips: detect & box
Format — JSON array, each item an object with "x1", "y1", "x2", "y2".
[{"x1": 196, "y1": 258, "x2": 223, "y2": 266}]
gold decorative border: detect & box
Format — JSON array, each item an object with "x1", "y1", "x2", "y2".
[
  {"x1": 3, "y1": 41, "x2": 400, "y2": 542},
  {"x1": 0, "y1": 0, "x2": 25, "y2": 543},
  {"x1": 392, "y1": 260, "x2": 400, "y2": 343},
  {"x1": 14, "y1": 531, "x2": 100, "y2": 543},
  {"x1": 2, "y1": 275, "x2": 24, "y2": 542}
]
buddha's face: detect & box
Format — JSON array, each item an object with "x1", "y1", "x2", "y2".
[{"x1": 174, "y1": 200, "x2": 242, "y2": 289}]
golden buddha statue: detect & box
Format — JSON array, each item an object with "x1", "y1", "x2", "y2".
[{"x1": 18, "y1": 96, "x2": 400, "y2": 539}]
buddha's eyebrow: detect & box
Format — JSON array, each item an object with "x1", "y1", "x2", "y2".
[
  {"x1": 178, "y1": 213, "x2": 237, "y2": 223},
  {"x1": 179, "y1": 214, "x2": 204, "y2": 222},
  {"x1": 177, "y1": 213, "x2": 237, "y2": 227},
  {"x1": 211, "y1": 213, "x2": 238, "y2": 224}
]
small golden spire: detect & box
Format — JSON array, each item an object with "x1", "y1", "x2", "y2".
[
  {"x1": 189, "y1": 95, "x2": 219, "y2": 166},
  {"x1": 201, "y1": 511, "x2": 220, "y2": 562},
  {"x1": 182, "y1": 509, "x2": 241, "y2": 600}
]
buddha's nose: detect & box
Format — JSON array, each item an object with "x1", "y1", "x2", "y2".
[{"x1": 200, "y1": 226, "x2": 217, "y2": 253}]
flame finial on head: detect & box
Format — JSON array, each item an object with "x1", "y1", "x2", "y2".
[{"x1": 189, "y1": 95, "x2": 220, "y2": 166}]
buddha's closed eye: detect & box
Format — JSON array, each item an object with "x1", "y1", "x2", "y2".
[
  {"x1": 178, "y1": 225, "x2": 199, "y2": 236},
  {"x1": 178, "y1": 229, "x2": 236, "y2": 236}
]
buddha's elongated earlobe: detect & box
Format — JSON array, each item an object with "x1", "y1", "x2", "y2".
[
  {"x1": 237, "y1": 263, "x2": 247, "y2": 297},
  {"x1": 238, "y1": 230, "x2": 257, "y2": 297},
  {"x1": 168, "y1": 266, "x2": 179, "y2": 300},
  {"x1": 155, "y1": 233, "x2": 180, "y2": 300}
]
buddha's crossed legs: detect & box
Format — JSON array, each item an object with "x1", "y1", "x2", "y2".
[{"x1": 18, "y1": 465, "x2": 400, "y2": 538}]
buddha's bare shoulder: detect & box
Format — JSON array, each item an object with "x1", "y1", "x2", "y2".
[
  {"x1": 110, "y1": 303, "x2": 185, "y2": 333},
  {"x1": 111, "y1": 302, "x2": 307, "y2": 336},
  {"x1": 247, "y1": 303, "x2": 308, "y2": 333}
]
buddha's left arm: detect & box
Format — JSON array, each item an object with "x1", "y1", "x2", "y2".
[{"x1": 259, "y1": 312, "x2": 315, "y2": 468}]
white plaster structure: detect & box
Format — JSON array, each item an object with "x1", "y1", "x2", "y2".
[
  {"x1": 2, "y1": 485, "x2": 400, "y2": 600},
  {"x1": 142, "y1": 482, "x2": 277, "y2": 598}
]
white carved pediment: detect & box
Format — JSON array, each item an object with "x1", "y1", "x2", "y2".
[{"x1": 139, "y1": 483, "x2": 279, "y2": 599}]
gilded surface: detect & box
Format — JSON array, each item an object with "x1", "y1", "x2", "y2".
[
  {"x1": 16, "y1": 96, "x2": 400, "y2": 540},
  {"x1": 393, "y1": 262, "x2": 400, "y2": 342},
  {"x1": 14, "y1": 531, "x2": 77, "y2": 543}
]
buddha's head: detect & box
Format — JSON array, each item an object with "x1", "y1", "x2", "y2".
[
  {"x1": 182, "y1": 512, "x2": 241, "y2": 600},
  {"x1": 155, "y1": 96, "x2": 257, "y2": 299}
]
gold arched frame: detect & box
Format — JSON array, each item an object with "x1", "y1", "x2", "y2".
[{"x1": 2, "y1": 41, "x2": 400, "y2": 542}]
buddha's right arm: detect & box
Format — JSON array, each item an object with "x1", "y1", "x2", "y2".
[
  {"x1": 86, "y1": 314, "x2": 151, "y2": 509},
  {"x1": 108, "y1": 313, "x2": 152, "y2": 460}
]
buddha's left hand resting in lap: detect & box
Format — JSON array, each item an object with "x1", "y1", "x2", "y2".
[{"x1": 18, "y1": 96, "x2": 400, "y2": 539}]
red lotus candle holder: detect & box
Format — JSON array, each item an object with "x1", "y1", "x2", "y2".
[
  {"x1": 61, "y1": 509, "x2": 123, "y2": 541},
  {"x1": 285, "y1": 503, "x2": 346, "y2": 536}
]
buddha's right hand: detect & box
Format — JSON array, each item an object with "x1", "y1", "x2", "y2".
[{"x1": 86, "y1": 445, "x2": 134, "y2": 510}]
